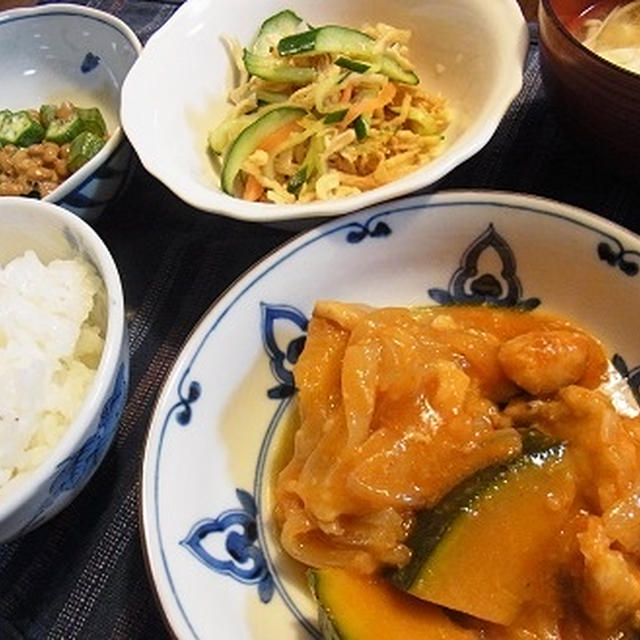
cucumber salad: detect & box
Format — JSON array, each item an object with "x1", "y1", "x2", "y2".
[{"x1": 209, "y1": 10, "x2": 451, "y2": 204}]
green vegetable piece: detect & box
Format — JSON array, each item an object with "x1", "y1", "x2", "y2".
[
  {"x1": 221, "y1": 106, "x2": 306, "y2": 195},
  {"x1": 285, "y1": 134, "x2": 322, "y2": 197},
  {"x1": 278, "y1": 26, "x2": 419, "y2": 85},
  {"x1": 0, "y1": 110, "x2": 45, "y2": 147},
  {"x1": 287, "y1": 165, "x2": 308, "y2": 194},
  {"x1": 251, "y1": 9, "x2": 303, "y2": 56},
  {"x1": 256, "y1": 89, "x2": 289, "y2": 104},
  {"x1": 243, "y1": 49, "x2": 316, "y2": 85},
  {"x1": 323, "y1": 109, "x2": 347, "y2": 124},
  {"x1": 0, "y1": 110, "x2": 10, "y2": 146},
  {"x1": 406, "y1": 107, "x2": 438, "y2": 135},
  {"x1": 45, "y1": 112, "x2": 83, "y2": 144},
  {"x1": 389, "y1": 105, "x2": 440, "y2": 135},
  {"x1": 335, "y1": 56, "x2": 370, "y2": 73},
  {"x1": 39, "y1": 104, "x2": 58, "y2": 129},
  {"x1": 353, "y1": 114, "x2": 369, "y2": 140},
  {"x1": 67, "y1": 131, "x2": 105, "y2": 172},
  {"x1": 76, "y1": 107, "x2": 107, "y2": 138}
]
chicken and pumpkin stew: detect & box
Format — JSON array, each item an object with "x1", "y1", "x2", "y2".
[{"x1": 274, "y1": 302, "x2": 640, "y2": 639}]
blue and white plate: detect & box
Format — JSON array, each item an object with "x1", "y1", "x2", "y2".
[{"x1": 140, "y1": 191, "x2": 640, "y2": 639}]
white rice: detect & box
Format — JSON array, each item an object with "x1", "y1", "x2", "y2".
[{"x1": 0, "y1": 249, "x2": 104, "y2": 495}]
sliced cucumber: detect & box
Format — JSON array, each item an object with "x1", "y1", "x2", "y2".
[
  {"x1": 286, "y1": 165, "x2": 307, "y2": 194},
  {"x1": 251, "y1": 9, "x2": 303, "y2": 56},
  {"x1": 278, "y1": 26, "x2": 419, "y2": 85},
  {"x1": 353, "y1": 114, "x2": 369, "y2": 140},
  {"x1": 286, "y1": 133, "x2": 322, "y2": 195},
  {"x1": 335, "y1": 56, "x2": 370, "y2": 74},
  {"x1": 243, "y1": 49, "x2": 316, "y2": 85},
  {"x1": 279, "y1": 25, "x2": 371, "y2": 57},
  {"x1": 221, "y1": 105, "x2": 306, "y2": 195},
  {"x1": 256, "y1": 89, "x2": 289, "y2": 104},
  {"x1": 323, "y1": 109, "x2": 348, "y2": 124}
]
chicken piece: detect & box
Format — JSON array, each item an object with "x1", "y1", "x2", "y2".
[
  {"x1": 604, "y1": 482, "x2": 640, "y2": 555},
  {"x1": 505, "y1": 385, "x2": 640, "y2": 512},
  {"x1": 497, "y1": 330, "x2": 593, "y2": 395},
  {"x1": 313, "y1": 300, "x2": 374, "y2": 332},
  {"x1": 578, "y1": 515, "x2": 640, "y2": 632}
]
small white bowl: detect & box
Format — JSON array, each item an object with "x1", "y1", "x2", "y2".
[
  {"x1": 121, "y1": 0, "x2": 529, "y2": 222},
  {"x1": 0, "y1": 4, "x2": 142, "y2": 222},
  {"x1": 0, "y1": 197, "x2": 129, "y2": 543}
]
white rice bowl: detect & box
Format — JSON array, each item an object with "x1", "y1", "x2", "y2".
[
  {"x1": 0, "y1": 250, "x2": 105, "y2": 494},
  {"x1": 0, "y1": 196, "x2": 128, "y2": 543}
]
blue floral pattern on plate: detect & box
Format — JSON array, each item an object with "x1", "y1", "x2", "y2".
[
  {"x1": 181, "y1": 489, "x2": 274, "y2": 604},
  {"x1": 428, "y1": 223, "x2": 540, "y2": 309}
]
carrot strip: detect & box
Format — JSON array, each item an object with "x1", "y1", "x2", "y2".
[
  {"x1": 258, "y1": 120, "x2": 303, "y2": 153},
  {"x1": 342, "y1": 82, "x2": 397, "y2": 127},
  {"x1": 340, "y1": 84, "x2": 353, "y2": 103},
  {"x1": 243, "y1": 173, "x2": 264, "y2": 201}
]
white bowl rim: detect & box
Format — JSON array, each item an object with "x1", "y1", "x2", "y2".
[
  {"x1": 0, "y1": 3, "x2": 142, "y2": 205},
  {"x1": 0, "y1": 197, "x2": 126, "y2": 524},
  {"x1": 121, "y1": 0, "x2": 529, "y2": 222}
]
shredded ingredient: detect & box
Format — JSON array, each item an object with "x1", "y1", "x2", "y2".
[{"x1": 209, "y1": 19, "x2": 451, "y2": 203}]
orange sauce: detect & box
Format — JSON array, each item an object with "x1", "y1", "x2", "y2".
[{"x1": 273, "y1": 302, "x2": 640, "y2": 638}]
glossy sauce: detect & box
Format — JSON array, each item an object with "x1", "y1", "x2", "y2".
[{"x1": 273, "y1": 302, "x2": 640, "y2": 638}]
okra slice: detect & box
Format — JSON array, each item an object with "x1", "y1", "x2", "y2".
[
  {"x1": 67, "y1": 131, "x2": 105, "y2": 172},
  {"x1": 45, "y1": 112, "x2": 84, "y2": 144},
  {"x1": 39, "y1": 104, "x2": 58, "y2": 129},
  {"x1": 0, "y1": 110, "x2": 45, "y2": 147},
  {"x1": 0, "y1": 110, "x2": 10, "y2": 145},
  {"x1": 77, "y1": 107, "x2": 107, "y2": 138}
]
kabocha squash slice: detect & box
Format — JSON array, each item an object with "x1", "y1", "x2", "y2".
[
  {"x1": 391, "y1": 428, "x2": 575, "y2": 626},
  {"x1": 309, "y1": 567, "x2": 477, "y2": 640}
]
